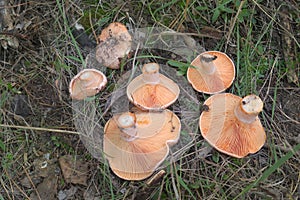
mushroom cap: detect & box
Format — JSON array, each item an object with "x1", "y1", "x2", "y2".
[
  {"x1": 69, "y1": 69, "x2": 107, "y2": 100},
  {"x1": 127, "y1": 63, "x2": 180, "y2": 111},
  {"x1": 96, "y1": 22, "x2": 132, "y2": 69},
  {"x1": 199, "y1": 93, "x2": 266, "y2": 158},
  {"x1": 187, "y1": 51, "x2": 235, "y2": 94},
  {"x1": 103, "y1": 109, "x2": 181, "y2": 180},
  {"x1": 98, "y1": 22, "x2": 130, "y2": 42}
]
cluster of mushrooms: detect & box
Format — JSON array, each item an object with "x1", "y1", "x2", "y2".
[{"x1": 69, "y1": 22, "x2": 266, "y2": 181}]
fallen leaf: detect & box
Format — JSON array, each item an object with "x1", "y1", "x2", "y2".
[
  {"x1": 20, "y1": 176, "x2": 42, "y2": 188},
  {"x1": 0, "y1": 0, "x2": 14, "y2": 30},
  {"x1": 30, "y1": 176, "x2": 57, "y2": 200},
  {"x1": 0, "y1": 35, "x2": 19, "y2": 49},
  {"x1": 83, "y1": 185, "x2": 101, "y2": 200},
  {"x1": 59, "y1": 155, "x2": 89, "y2": 186},
  {"x1": 58, "y1": 186, "x2": 78, "y2": 200}
]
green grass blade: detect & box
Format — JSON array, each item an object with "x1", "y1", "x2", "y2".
[
  {"x1": 0, "y1": 139, "x2": 5, "y2": 151},
  {"x1": 56, "y1": 0, "x2": 85, "y2": 65},
  {"x1": 235, "y1": 143, "x2": 300, "y2": 199},
  {"x1": 177, "y1": 175, "x2": 197, "y2": 200}
]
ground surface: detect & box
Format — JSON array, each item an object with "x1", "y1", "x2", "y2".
[{"x1": 0, "y1": 0, "x2": 299, "y2": 199}]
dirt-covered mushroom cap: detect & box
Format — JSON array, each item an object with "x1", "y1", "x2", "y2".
[
  {"x1": 103, "y1": 109, "x2": 181, "y2": 180},
  {"x1": 69, "y1": 69, "x2": 107, "y2": 100},
  {"x1": 199, "y1": 93, "x2": 266, "y2": 158},
  {"x1": 95, "y1": 22, "x2": 132, "y2": 69},
  {"x1": 127, "y1": 63, "x2": 180, "y2": 111},
  {"x1": 187, "y1": 51, "x2": 235, "y2": 94}
]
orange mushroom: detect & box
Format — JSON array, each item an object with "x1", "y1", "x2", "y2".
[
  {"x1": 127, "y1": 63, "x2": 180, "y2": 111},
  {"x1": 69, "y1": 69, "x2": 107, "y2": 100},
  {"x1": 103, "y1": 109, "x2": 181, "y2": 180},
  {"x1": 199, "y1": 93, "x2": 266, "y2": 158},
  {"x1": 95, "y1": 22, "x2": 132, "y2": 69},
  {"x1": 187, "y1": 51, "x2": 235, "y2": 94}
]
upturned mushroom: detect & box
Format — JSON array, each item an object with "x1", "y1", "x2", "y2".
[
  {"x1": 187, "y1": 51, "x2": 235, "y2": 94},
  {"x1": 69, "y1": 69, "x2": 107, "y2": 100},
  {"x1": 199, "y1": 93, "x2": 266, "y2": 158},
  {"x1": 95, "y1": 22, "x2": 132, "y2": 69},
  {"x1": 103, "y1": 109, "x2": 181, "y2": 180},
  {"x1": 127, "y1": 63, "x2": 180, "y2": 111}
]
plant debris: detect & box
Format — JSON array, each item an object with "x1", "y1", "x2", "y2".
[{"x1": 59, "y1": 155, "x2": 89, "y2": 186}]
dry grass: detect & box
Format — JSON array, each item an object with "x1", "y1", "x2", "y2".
[{"x1": 0, "y1": 0, "x2": 299, "y2": 199}]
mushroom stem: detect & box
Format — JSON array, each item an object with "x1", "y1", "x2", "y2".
[
  {"x1": 116, "y1": 112, "x2": 138, "y2": 142},
  {"x1": 199, "y1": 53, "x2": 217, "y2": 74},
  {"x1": 79, "y1": 71, "x2": 95, "y2": 87},
  {"x1": 234, "y1": 95, "x2": 263, "y2": 124},
  {"x1": 142, "y1": 63, "x2": 160, "y2": 84}
]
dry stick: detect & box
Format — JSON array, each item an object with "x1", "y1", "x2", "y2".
[
  {"x1": 2, "y1": 109, "x2": 36, "y2": 136},
  {"x1": 292, "y1": 174, "x2": 300, "y2": 195},
  {"x1": 225, "y1": 0, "x2": 245, "y2": 52},
  {"x1": 22, "y1": 165, "x2": 41, "y2": 200},
  {"x1": 4, "y1": 168, "x2": 31, "y2": 199},
  {"x1": 267, "y1": 93, "x2": 300, "y2": 124},
  {"x1": 277, "y1": 106, "x2": 300, "y2": 125},
  {"x1": 89, "y1": 11, "x2": 98, "y2": 44},
  {"x1": 263, "y1": 105, "x2": 300, "y2": 157},
  {"x1": 259, "y1": 55, "x2": 278, "y2": 102},
  {"x1": 0, "y1": 176, "x2": 12, "y2": 200},
  {"x1": 0, "y1": 124, "x2": 79, "y2": 134},
  {"x1": 0, "y1": 1, "x2": 43, "y2": 9},
  {"x1": 157, "y1": 177, "x2": 165, "y2": 200},
  {"x1": 0, "y1": 31, "x2": 28, "y2": 39},
  {"x1": 169, "y1": 11, "x2": 182, "y2": 30},
  {"x1": 152, "y1": 31, "x2": 221, "y2": 40},
  {"x1": 171, "y1": 0, "x2": 190, "y2": 31},
  {"x1": 183, "y1": 0, "x2": 190, "y2": 23},
  {"x1": 170, "y1": 161, "x2": 180, "y2": 200},
  {"x1": 252, "y1": 0, "x2": 299, "y2": 48},
  {"x1": 112, "y1": 2, "x2": 127, "y2": 22}
]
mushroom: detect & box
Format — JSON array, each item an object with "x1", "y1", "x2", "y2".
[
  {"x1": 95, "y1": 22, "x2": 132, "y2": 69},
  {"x1": 187, "y1": 51, "x2": 235, "y2": 94},
  {"x1": 127, "y1": 63, "x2": 180, "y2": 111},
  {"x1": 69, "y1": 69, "x2": 107, "y2": 100},
  {"x1": 199, "y1": 93, "x2": 266, "y2": 158},
  {"x1": 103, "y1": 109, "x2": 181, "y2": 180}
]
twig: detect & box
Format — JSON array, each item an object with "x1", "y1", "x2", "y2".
[
  {"x1": 0, "y1": 124, "x2": 79, "y2": 134},
  {"x1": 225, "y1": 0, "x2": 245, "y2": 51},
  {"x1": 259, "y1": 55, "x2": 278, "y2": 101},
  {"x1": 252, "y1": 0, "x2": 300, "y2": 48},
  {"x1": 4, "y1": 168, "x2": 31, "y2": 199},
  {"x1": 22, "y1": 165, "x2": 41, "y2": 200},
  {"x1": 151, "y1": 31, "x2": 221, "y2": 40},
  {"x1": 170, "y1": 161, "x2": 180, "y2": 200},
  {"x1": 0, "y1": 31, "x2": 28, "y2": 39},
  {"x1": 0, "y1": 176, "x2": 12, "y2": 200},
  {"x1": 0, "y1": 1, "x2": 54, "y2": 9},
  {"x1": 89, "y1": 11, "x2": 98, "y2": 44}
]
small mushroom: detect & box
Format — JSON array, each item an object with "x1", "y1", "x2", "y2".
[
  {"x1": 69, "y1": 69, "x2": 107, "y2": 100},
  {"x1": 199, "y1": 93, "x2": 266, "y2": 158},
  {"x1": 103, "y1": 109, "x2": 181, "y2": 180},
  {"x1": 127, "y1": 63, "x2": 180, "y2": 111},
  {"x1": 187, "y1": 51, "x2": 235, "y2": 94},
  {"x1": 95, "y1": 22, "x2": 132, "y2": 69}
]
